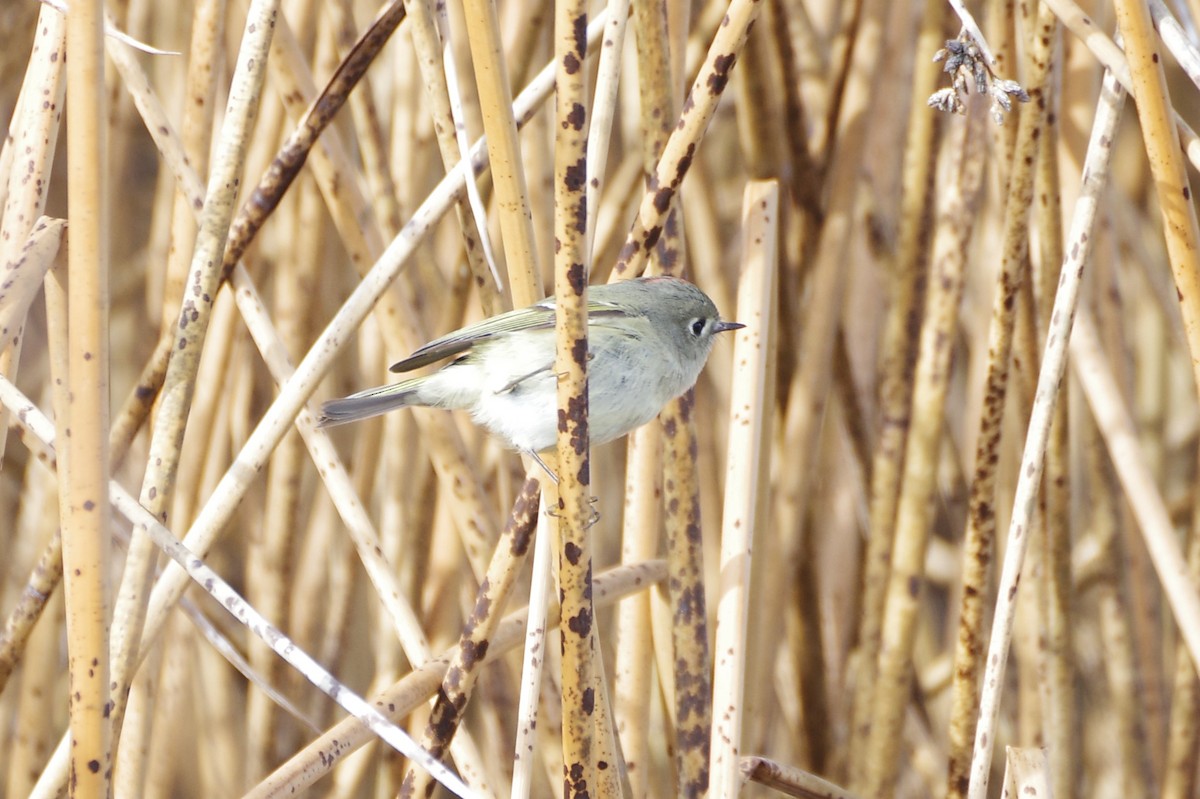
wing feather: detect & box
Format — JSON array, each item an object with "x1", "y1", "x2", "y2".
[{"x1": 389, "y1": 297, "x2": 627, "y2": 373}]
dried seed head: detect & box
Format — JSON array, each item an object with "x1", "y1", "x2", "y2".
[{"x1": 927, "y1": 29, "x2": 1030, "y2": 125}]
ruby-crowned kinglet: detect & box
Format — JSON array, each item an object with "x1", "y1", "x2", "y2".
[{"x1": 318, "y1": 276, "x2": 743, "y2": 454}]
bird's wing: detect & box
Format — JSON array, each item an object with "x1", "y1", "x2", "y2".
[{"x1": 389, "y1": 296, "x2": 626, "y2": 373}]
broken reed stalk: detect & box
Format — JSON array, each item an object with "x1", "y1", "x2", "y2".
[
  {"x1": 62, "y1": 0, "x2": 113, "y2": 796},
  {"x1": 740, "y1": 755, "x2": 862, "y2": 799},
  {"x1": 707, "y1": 180, "x2": 777, "y2": 797}
]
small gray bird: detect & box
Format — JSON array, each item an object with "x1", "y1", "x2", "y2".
[{"x1": 318, "y1": 276, "x2": 742, "y2": 455}]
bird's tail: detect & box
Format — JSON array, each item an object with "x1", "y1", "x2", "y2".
[{"x1": 317, "y1": 379, "x2": 423, "y2": 427}]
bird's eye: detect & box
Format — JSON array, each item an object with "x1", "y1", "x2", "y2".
[{"x1": 690, "y1": 318, "x2": 706, "y2": 336}]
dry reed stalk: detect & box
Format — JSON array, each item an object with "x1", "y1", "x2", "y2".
[
  {"x1": 0, "y1": 32, "x2": 62, "y2": 472},
  {"x1": 1150, "y1": 1, "x2": 1200, "y2": 89},
  {"x1": 61, "y1": 0, "x2": 113, "y2": 795},
  {"x1": 1113, "y1": 0, "x2": 1200, "y2": 393},
  {"x1": 400, "y1": 474, "x2": 540, "y2": 798},
  {"x1": 1044, "y1": 0, "x2": 1200, "y2": 169},
  {"x1": 0, "y1": 232, "x2": 62, "y2": 679},
  {"x1": 0, "y1": 2, "x2": 65, "y2": 470},
  {"x1": 1162, "y1": 490, "x2": 1200, "y2": 799},
  {"x1": 537, "y1": 656, "x2": 570, "y2": 794},
  {"x1": 961, "y1": 60, "x2": 1124, "y2": 799},
  {"x1": 219, "y1": 278, "x2": 438, "y2": 670},
  {"x1": 1094, "y1": 214, "x2": 1166, "y2": 796},
  {"x1": 1070, "y1": 307, "x2": 1200, "y2": 701},
  {"x1": 780, "y1": 2, "x2": 890, "y2": 779},
  {"x1": 158, "y1": 0, "x2": 223, "y2": 341},
  {"x1": 625, "y1": 1, "x2": 720, "y2": 795},
  {"x1": 986, "y1": 0, "x2": 1017, "y2": 179},
  {"x1": 249, "y1": 6, "x2": 558, "y2": 584},
  {"x1": 590, "y1": 630, "x2": 626, "y2": 798},
  {"x1": 0, "y1": 219, "x2": 62, "y2": 357},
  {"x1": 396, "y1": 0, "x2": 500, "y2": 313},
  {"x1": 107, "y1": 2, "x2": 278, "y2": 772},
  {"x1": 707, "y1": 180, "x2": 778, "y2": 797},
  {"x1": 658, "y1": 407, "x2": 711, "y2": 799},
  {"x1": 611, "y1": 425, "x2": 661, "y2": 799},
  {"x1": 850, "y1": 0, "x2": 944, "y2": 762},
  {"x1": 11, "y1": 243, "x2": 71, "y2": 798},
  {"x1": 1029, "y1": 40, "x2": 1073, "y2": 799},
  {"x1": 1081, "y1": 408, "x2": 1145, "y2": 797},
  {"x1": 242, "y1": 561, "x2": 667, "y2": 797},
  {"x1": 583, "y1": 0, "x2": 631, "y2": 261},
  {"x1": 10, "y1": 0, "x2": 1200, "y2": 795},
  {"x1": 168, "y1": 292, "x2": 239, "y2": 532},
  {"x1": 6, "y1": 573, "x2": 62, "y2": 798},
  {"x1": 1114, "y1": 9, "x2": 1200, "y2": 751},
  {"x1": 860, "y1": 100, "x2": 986, "y2": 799},
  {"x1": 550, "y1": 1, "x2": 600, "y2": 796},
  {"x1": 0, "y1": 374, "x2": 478, "y2": 796},
  {"x1": 120, "y1": 617, "x2": 166, "y2": 796},
  {"x1": 220, "y1": 0, "x2": 405, "y2": 276},
  {"x1": 458, "y1": 0, "x2": 540, "y2": 307},
  {"x1": 329, "y1": 2, "x2": 399, "y2": 237},
  {"x1": 732, "y1": 19, "x2": 784, "y2": 180},
  {"x1": 0, "y1": 502, "x2": 63, "y2": 692},
  {"x1": 630, "y1": 0, "x2": 677, "y2": 183},
  {"x1": 814, "y1": 0, "x2": 862, "y2": 166},
  {"x1": 741, "y1": 755, "x2": 862, "y2": 799},
  {"x1": 767, "y1": 0, "x2": 820, "y2": 219},
  {"x1": 101, "y1": 19, "x2": 597, "y2": 708},
  {"x1": 1000, "y1": 746, "x2": 1051, "y2": 798},
  {"x1": 511, "y1": 504, "x2": 555, "y2": 799},
  {"x1": 245, "y1": 184, "x2": 322, "y2": 776},
  {"x1": 611, "y1": 0, "x2": 763, "y2": 280}
]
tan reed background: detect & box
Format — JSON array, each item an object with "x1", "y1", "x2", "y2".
[{"x1": 2, "y1": 0, "x2": 1200, "y2": 797}]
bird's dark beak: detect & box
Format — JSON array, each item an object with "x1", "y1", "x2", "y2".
[{"x1": 715, "y1": 320, "x2": 745, "y2": 334}]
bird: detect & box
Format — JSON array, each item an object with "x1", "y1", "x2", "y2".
[{"x1": 318, "y1": 276, "x2": 742, "y2": 461}]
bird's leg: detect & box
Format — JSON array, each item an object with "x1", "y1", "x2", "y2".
[
  {"x1": 527, "y1": 451, "x2": 601, "y2": 526},
  {"x1": 527, "y1": 451, "x2": 602, "y2": 526},
  {"x1": 527, "y1": 450, "x2": 559, "y2": 485}
]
